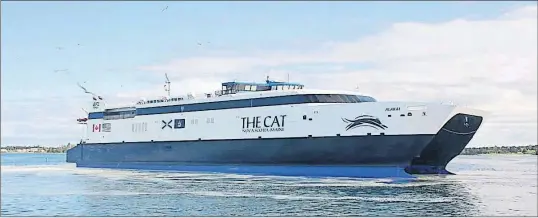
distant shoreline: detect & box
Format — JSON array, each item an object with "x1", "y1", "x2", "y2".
[
  {"x1": 1, "y1": 144, "x2": 537, "y2": 156},
  {"x1": 1, "y1": 152, "x2": 66, "y2": 154},
  {"x1": 463, "y1": 152, "x2": 537, "y2": 156}
]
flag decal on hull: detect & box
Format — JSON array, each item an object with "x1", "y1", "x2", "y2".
[{"x1": 93, "y1": 124, "x2": 101, "y2": 132}]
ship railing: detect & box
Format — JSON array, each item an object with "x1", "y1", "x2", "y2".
[
  {"x1": 215, "y1": 89, "x2": 238, "y2": 96},
  {"x1": 134, "y1": 90, "x2": 233, "y2": 105},
  {"x1": 213, "y1": 90, "x2": 228, "y2": 97},
  {"x1": 440, "y1": 101, "x2": 456, "y2": 105}
]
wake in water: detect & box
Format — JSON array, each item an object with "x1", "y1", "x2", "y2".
[
  {"x1": 1, "y1": 163, "x2": 444, "y2": 186},
  {"x1": 1, "y1": 163, "x2": 455, "y2": 205}
]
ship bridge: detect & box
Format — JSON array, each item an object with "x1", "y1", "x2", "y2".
[{"x1": 221, "y1": 79, "x2": 305, "y2": 95}]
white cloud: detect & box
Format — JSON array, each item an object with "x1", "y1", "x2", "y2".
[
  {"x1": 3, "y1": 5, "x2": 536, "y2": 147},
  {"x1": 135, "y1": 5, "x2": 537, "y2": 147},
  {"x1": 1, "y1": 98, "x2": 89, "y2": 146}
]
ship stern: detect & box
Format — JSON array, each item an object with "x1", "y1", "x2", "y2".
[{"x1": 66, "y1": 144, "x2": 83, "y2": 163}]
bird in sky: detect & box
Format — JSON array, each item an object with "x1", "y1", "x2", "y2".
[
  {"x1": 54, "y1": 69, "x2": 69, "y2": 73},
  {"x1": 77, "y1": 82, "x2": 96, "y2": 96}
]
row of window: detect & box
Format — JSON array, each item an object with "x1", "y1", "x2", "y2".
[
  {"x1": 222, "y1": 84, "x2": 305, "y2": 94},
  {"x1": 103, "y1": 110, "x2": 136, "y2": 120},
  {"x1": 89, "y1": 94, "x2": 376, "y2": 119},
  {"x1": 132, "y1": 122, "x2": 148, "y2": 132},
  {"x1": 271, "y1": 85, "x2": 304, "y2": 90}
]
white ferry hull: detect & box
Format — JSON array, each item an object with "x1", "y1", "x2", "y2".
[{"x1": 67, "y1": 100, "x2": 485, "y2": 178}]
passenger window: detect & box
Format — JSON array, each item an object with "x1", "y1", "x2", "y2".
[
  {"x1": 342, "y1": 95, "x2": 352, "y2": 103},
  {"x1": 316, "y1": 95, "x2": 328, "y2": 103},
  {"x1": 307, "y1": 95, "x2": 320, "y2": 103},
  {"x1": 334, "y1": 95, "x2": 346, "y2": 103}
]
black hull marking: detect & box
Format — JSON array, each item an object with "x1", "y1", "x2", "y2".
[{"x1": 405, "y1": 113, "x2": 484, "y2": 175}]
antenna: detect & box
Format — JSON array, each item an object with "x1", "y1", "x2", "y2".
[
  {"x1": 164, "y1": 73, "x2": 171, "y2": 97},
  {"x1": 287, "y1": 73, "x2": 290, "y2": 83}
]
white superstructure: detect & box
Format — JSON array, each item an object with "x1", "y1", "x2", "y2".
[{"x1": 79, "y1": 79, "x2": 485, "y2": 144}]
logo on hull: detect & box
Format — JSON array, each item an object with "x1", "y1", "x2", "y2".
[
  {"x1": 342, "y1": 115, "x2": 388, "y2": 131},
  {"x1": 162, "y1": 119, "x2": 185, "y2": 129},
  {"x1": 102, "y1": 123, "x2": 111, "y2": 132},
  {"x1": 241, "y1": 115, "x2": 286, "y2": 133}
]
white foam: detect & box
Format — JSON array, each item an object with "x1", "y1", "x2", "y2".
[{"x1": 169, "y1": 190, "x2": 453, "y2": 203}]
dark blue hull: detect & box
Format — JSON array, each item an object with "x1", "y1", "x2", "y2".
[{"x1": 67, "y1": 113, "x2": 483, "y2": 178}]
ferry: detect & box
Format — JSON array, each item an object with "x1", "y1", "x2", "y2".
[{"x1": 66, "y1": 76, "x2": 486, "y2": 178}]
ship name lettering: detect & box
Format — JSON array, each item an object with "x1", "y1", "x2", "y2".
[
  {"x1": 385, "y1": 107, "x2": 400, "y2": 111},
  {"x1": 241, "y1": 115, "x2": 287, "y2": 132}
]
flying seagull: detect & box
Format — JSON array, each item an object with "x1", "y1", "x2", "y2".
[
  {"x1": 77, "y1": 82, "x2": 96, "y2": 96},
  {"x1": 54, "y1": 69, "x2": 69, "y2": 73}
]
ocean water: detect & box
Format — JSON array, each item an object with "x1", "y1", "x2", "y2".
[{"x1": 1, "y1": 153, "x2": 537, "y2": 216}]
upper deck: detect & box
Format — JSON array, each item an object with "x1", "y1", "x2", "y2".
[
  {"x1": 133, "y1": 79, "x2": 374, "y2": 108},
  {"x1": 136, "y1": 79, "x2": 306, "y2": 106},
  {"x1": 86, "y1": 79, "x2": 378, "y2": 120},
  {"x1": 221, "y1": 79, "x2": 305, "y2": 95}
]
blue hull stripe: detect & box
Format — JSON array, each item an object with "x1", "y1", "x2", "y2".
[{"x1": 76, "y1": 162, "x2": 415, "y2": 179}]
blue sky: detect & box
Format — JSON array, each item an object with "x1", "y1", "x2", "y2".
[
  {"x1": 1, "y1": 1, "x2": 537, "y2": 146},
  {"x1": 1, "y1": 1, "x2": 530, "y2": 96}
]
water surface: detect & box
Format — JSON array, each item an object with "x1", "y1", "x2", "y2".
[{"x1": 1, "y1": 153, "x2": 537, "y2": 216}]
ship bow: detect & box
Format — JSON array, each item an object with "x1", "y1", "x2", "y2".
[{"x1": 405, "y1": 107, "x2": 485, "y2": 175}]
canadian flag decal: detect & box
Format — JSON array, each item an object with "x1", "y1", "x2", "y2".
[{"x1": 93, "y1": 124, "x2": 101, "y2": 132}]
